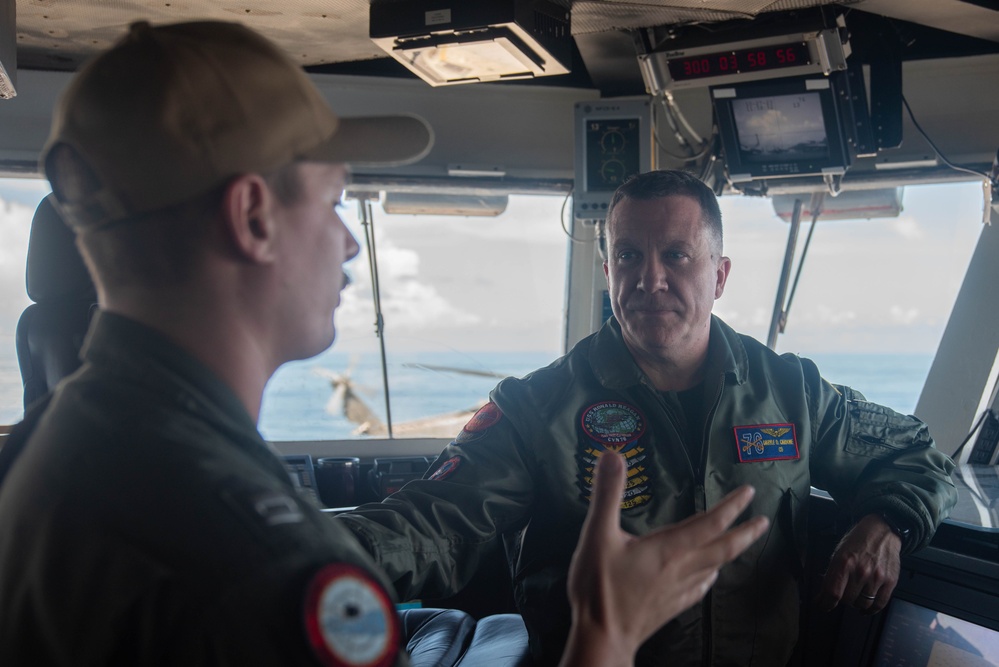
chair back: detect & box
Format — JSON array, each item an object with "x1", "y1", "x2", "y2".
[{"x1": 14, "y1": 195, "x2": 97, "y2": 409}]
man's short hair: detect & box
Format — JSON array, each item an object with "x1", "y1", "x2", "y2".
[
  {"x1": 606, "y1": 170, "x2": 723, "y2": 251},
  {"x1": 75, "y1": 162, "x2": 306, "y2": 292}
]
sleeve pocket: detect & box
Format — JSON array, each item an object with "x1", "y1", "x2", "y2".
[{"x1": 843, "y1": 396, "x2": 931, "y2": 457}]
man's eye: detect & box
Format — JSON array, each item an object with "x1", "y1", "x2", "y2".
[
  {"x1": 617, "y1": 250, "x2": 638, "y2": 261},
  {"x1": 666, "y1": 251, "x2": 689, "y2": 260}
]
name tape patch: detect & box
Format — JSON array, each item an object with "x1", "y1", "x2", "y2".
[{"x1": 733, "y1": 423, "x2": 800, "y2": 463}]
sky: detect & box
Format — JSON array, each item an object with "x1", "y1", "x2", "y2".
[{"x1": 0, "y1": 176, "x2": 987, "y2": 422}]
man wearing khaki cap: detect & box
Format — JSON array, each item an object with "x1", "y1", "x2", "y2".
[{"x1": 0, "y1": 21, "x2": 766, "y2": 667}]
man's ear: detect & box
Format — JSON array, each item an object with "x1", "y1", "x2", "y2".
[{"x1": 220, "y1": 173, "x2": 279, "y2": 263}]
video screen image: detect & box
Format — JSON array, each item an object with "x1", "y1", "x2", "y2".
[
  {"x1": 874, "y1": 599, "x2": 999, "y2": 667},
  {"x1": 732, "y1": 92, "x2": 829, "y2": 164}
]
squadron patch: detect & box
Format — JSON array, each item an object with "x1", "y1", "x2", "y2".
[
  {"x1": 578, "y1": 401, "x2": 652, "y2": 510},
  {"x1": 454, "y1": 402, "x2": 503, "y2": 443},
  {"x1": 428, "y1": 455, "x2": 461, "y2": 482},
  {"x1": 733, "y1": 423, "x2": 800, "y2": 463},
  {"x1": 304, "y1": 563, "x2": 399, "y2": 667}
]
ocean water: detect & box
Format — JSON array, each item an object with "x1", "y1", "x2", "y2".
[
  {"x1": 0, "y1": 347, "x2": 934, "y2": 437},
  {"x1": 257, "y1": 349, "x2": 935, "y2": 442}
]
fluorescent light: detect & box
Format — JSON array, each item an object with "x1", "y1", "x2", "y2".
[
  {"x1": 0, "y1": 0, "x2": 15, "y2": 99},
  {"x1": 874, "y1": 159, "x2": 939, "y2": 170},
  {"x1": 382, "y1": 192, "x2": 509, "y2": 216},
  {"x1": 370, "y1": 1, "x2": 571, "y2": 87},
  {"x1": 404, "y1": 38, "x2": 540, "y2": 84}
]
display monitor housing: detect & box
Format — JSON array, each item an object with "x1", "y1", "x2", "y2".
[
  {"x1": 572, "y1": 97, "x2": 655, "y2": 225},
  {"x1": 712, "y1": 73, "x2": 855, "y2": 182}
]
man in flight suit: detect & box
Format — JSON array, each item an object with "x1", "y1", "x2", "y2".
[
  {"x1": 339, "y1": 170, "x2": 958, "y2": 666},
  {"x1": 0, "y1": 22, "x2": 768, "y2": 667}
]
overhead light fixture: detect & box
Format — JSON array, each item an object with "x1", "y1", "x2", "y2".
[
  {"x1": 0, "y1": 0, "x2": 16, "y2": 99},
  {"x1": 771, "y1": 188, "x2": 903, "y2": 222},
  {"x1": 370, "y1": 0, "x2": 571, "y2": 86},
  {"x1": 382, "y1": 192, "x2": 509, "y2": 216}
]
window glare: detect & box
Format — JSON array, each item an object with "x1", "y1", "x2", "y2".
[
  {"x1": 259, "y1": 193, "x2": 571, "y2": 441},
  {"x1": 0, "y1": 179, "x2": 51, "y2": 424},
  {"x1": 0, "y1": 180, "x2": 984, "y2": 433}
]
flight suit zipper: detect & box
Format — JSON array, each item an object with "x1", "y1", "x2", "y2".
[
  {"x1": 698, "y1": 374, "x2": 725, "y2": 666},
  {"x1": 643, "y1": 377, "x2": 714, "y2": 665}
]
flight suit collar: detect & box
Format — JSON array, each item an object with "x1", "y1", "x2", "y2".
[
  {"x1": 588, "y1": 315, "x2": 750, "y2": 390},
  {"x1": 80, "y1": 311, "x2": 266, "y2": 452}
]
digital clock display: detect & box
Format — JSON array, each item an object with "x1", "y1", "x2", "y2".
[{"x1": 667, "y1": 42, "x2": 811, "y2": 82}]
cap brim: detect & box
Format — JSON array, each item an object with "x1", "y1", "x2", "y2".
[{"x1": 308, "y1": 114, "x2": 433, "y2": 168}]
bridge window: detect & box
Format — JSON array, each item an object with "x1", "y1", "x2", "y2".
[{"x1": 258, "y1": 193, "x2": 571, "y2": 441}]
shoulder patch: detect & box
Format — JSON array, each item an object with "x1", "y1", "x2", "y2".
[
  {"x1": 733, "y1": 423, "x2": 800, "y2": 462},
  {"x1": 304, "y1": 563, "x2": 399, "y2": 667},
  {"x1": 454, "y1": 402, "x2": 503, "y2": 443},
  {"x1": 428, "y1": 455, "x2": 461, "y2": 481}
]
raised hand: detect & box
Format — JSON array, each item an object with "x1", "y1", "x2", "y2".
[{"x1": 560, "y1": 451, "x2": 770, "y2": 667}]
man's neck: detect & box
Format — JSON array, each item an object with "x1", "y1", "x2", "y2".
[
  {"x1": 102, "y1": 290, "x2": 274, "y2": 423},
  {"x1": 625, "y1": 338, "x2": 710, "y2": 393}
]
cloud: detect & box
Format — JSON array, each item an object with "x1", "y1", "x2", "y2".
[
  {"x1": 0, "y1": 179, "x2": 50, "y2": 208},
  {"x1": 713, "y1": 305, "x2": 772, "y2": 331},
  {"x1": 888, "y1": 216, "x2": 925, "y2": 241},
  {"x1": 336, "y1": 235, "x2": 480, "y2": 336},
  {"x1": 808, "y1": 305, "x2": 857, "y2": 326},
  {"x1": 0, "y1": 197, "x2": 37, "y2": 336},
  {"x1": 889, "y1": 306, "x2": 921, "y2": 325}
]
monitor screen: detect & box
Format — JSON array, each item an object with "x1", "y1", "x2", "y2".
[
  {"x1": 731, "y1": 91, "x2": 829, "y2": 164},
  {"x1": 874, "y1": 599, "x2": 999, "y2": 667},
  {"x1": 711, "y1": 73, "x2": 854, "y2": 182}
]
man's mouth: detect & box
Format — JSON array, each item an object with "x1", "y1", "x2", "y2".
[{"x1": 627, "y1": 303, "x2": 676, "y2": 314}]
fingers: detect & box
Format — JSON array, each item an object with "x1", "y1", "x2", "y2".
[
  {"x1": 640, "y1": 485, "x2": 768, "y2": 578},
  {"x1": 578, "y1": 451, "x2": 626, "y2": 544},
  {"x1": 707, "y1": 514, "x2": 770, "y2": 564},
  {"x1": 661, "y1": 485, "x2": 759, "y2": 548},
  {"x1": 817, "y1": 551, "x2": 899, "y2": 614},
  {"x1": 816, "y1": 556, "x2": 848, "y2": 612}
]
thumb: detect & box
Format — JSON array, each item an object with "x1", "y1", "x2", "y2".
[{"x1": 582, "y1": 450, "x2": 626, "y2": 539}]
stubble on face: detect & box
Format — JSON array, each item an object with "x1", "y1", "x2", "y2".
[
  {"x1": 274, "y1": 163, "x2": 359, "y2": 361},
  {"x1": 603, "y1": 195, "x2": 729, "y2": 383}
]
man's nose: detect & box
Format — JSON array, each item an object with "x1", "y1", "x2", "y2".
[{"x1": 636, "y1": 258, "x2": 668, "y2": 292}]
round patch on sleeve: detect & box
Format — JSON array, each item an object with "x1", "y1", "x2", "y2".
[
  {"x1": 304, "y1": 563, "x2": 399, "y2": 667},
  {"x1": 454, "y1": 401, "x2": 503, "y2": 443},
  {"x1": 428, "y1": 455, "x2": 461, "y2": 481}
]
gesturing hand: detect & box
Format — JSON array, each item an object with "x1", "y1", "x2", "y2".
[{"x1": 559, "y1": 451, "x2": 770, "y2": 667}]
